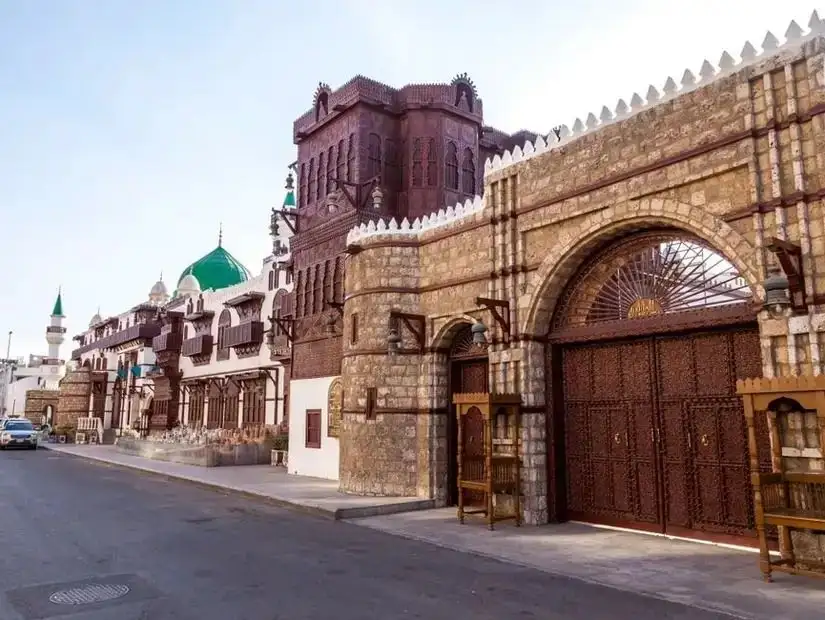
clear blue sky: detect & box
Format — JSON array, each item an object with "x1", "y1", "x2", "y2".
[{"x1": 0, "y1": 0, "x2": 815, "y2": 358}]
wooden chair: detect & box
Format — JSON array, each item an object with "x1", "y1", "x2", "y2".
[{"x1": 738, "y1": 376, "x2": 825, "y2": 582}]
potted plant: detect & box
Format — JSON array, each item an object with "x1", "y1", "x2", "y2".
[{"x1": 271, "y1": 432, "x2": 288, "y2": 467}]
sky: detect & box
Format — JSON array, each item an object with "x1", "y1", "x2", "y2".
[{"x1": 0, "y1": 0, "x2": 818, "y2": 359}]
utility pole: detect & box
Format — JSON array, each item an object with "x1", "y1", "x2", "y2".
[{"x1": 1, "y1": 331, "x2": 13, "y2": 416}]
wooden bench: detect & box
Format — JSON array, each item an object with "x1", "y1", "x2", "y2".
[{"x1": 755, "y1": 471, "x2": 825, "y2": 582}]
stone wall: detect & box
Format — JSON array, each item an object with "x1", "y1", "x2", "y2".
[
  {"x1": 23, "y1": 389, "x2": 59, "y2": 425},
  {"x1": 341, "y1": 28, "x2": 825, "y2": 530},
  {"x1": 55, "y1": 368, "x2": 92, "y2": 429}
]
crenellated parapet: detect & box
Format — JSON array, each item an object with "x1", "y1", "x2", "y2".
[
  {"x1": 484, "y1": 13, "x2": 825, "y2": 178},
  {"x1": 346, "y1": 195, "x2": 485, "y2": 246}
]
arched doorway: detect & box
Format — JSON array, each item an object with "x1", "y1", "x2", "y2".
[
  {"x1": 549, "y1": 230, "x2": 772, "y2": 544},
  {"x1": 447, "y1": 323, "x2": 489, "y2": 505}
]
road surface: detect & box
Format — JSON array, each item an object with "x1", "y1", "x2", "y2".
[{"x1": 0, "y1": 448, "x2": 737, "y2": 620}]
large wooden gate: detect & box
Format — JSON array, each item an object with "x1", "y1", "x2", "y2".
[
  {"x1": 551, "y1": 231, "x2": 773, "y2": 544},
  {"x1": 560, "y1": 327, "x2": 773, "y2": 542}
]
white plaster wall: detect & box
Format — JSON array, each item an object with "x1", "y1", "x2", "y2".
[
  {"x1": 288, "y1": 376, "x2": 340, "y2": 480},
  {"x1": 3, "y1": 375, "x2": 40, "y2": 415},
  {"x1": 177, "y1": 257, "x2": 293, "y2": 427}
]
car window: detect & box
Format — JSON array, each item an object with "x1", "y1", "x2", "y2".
[{"x1": 5, "y1": 422, "x2": 33, "y2": 431}]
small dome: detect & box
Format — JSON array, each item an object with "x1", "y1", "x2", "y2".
[
  {"x1": 88, "y1": 313, "x2": 102, "y2": 328},
  {"x1": 176, "y1": 273, "x2": 201, "y2": 297},
  {"x1": 150, "y1": 280, "x2": 168, "y2": 296}
]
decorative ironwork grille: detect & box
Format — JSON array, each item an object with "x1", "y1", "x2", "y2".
[{"x1": 554, "y1": 232, "x2": 752, "y2": 329}]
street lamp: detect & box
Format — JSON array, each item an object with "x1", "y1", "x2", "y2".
[
  {"x1": 471, "y1": 320, "x2": 488, "y2": 344},
  {"x1": 763, "y1": 266, "x2": 792, "y2": 319}
]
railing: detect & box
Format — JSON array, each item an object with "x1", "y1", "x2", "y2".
[
  {"x1": 224, "y1": 321, "x2": 264, "y2": 348},
  {"x1": 181, "y1": 334, "x2": 214, "y2": 358}
]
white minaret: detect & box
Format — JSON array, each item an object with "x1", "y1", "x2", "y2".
[{"x1": 45, "y1": 288, "x2": 66, "y2": 364}]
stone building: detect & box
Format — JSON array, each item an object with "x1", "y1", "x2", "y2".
[
  {"x1": 339, "y1": 16, "x2": 825, "y2": 547},
  {"x1": 286, "y1": 74, "x2": 535, "y2": 479}
]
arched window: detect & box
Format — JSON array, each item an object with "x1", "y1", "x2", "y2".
[
  {"x1": 313, "y1": 264, "x2": 322, "y2": 314},
  {"x1": 336, "y1": 139, "x2": 345, "y2": 181},
  {"x1": 307, "y1": 158, "x2": 315, "y2": 203},
  {"x1": 323, "y1": 260, "x2": 332, "y2": 308},
  {"x1": 333, "y1": 257, "x2": 344, "y2": 303},
  {"x1": 326, "y1": 145, "x2": 334, "y2": 191},
  {"x1": 445, "y1": 142, "x2": 459, "y2": 190},
  {"x1": 295, "y1": 271, "x2": 305, "y2": 317},
  {"x1": 346, "y1": 133, "x2": 355, "y2": 182},
  {"x1": 216, "y1": 309, "x2": 232, "y2": 361},
  {"x1": 303, "y1": 268, "x2": 313, "y2": 316},
  {"x1": 426, "y1": 138, "x2": 437, "y2": 186},
  {"x1": 314, "y1": 91, "x2": 328, "y2": 121},
  {"x1": 367, "y1": 133, "x2": 381, "y2": 179},
  {"x1": 412, "y1": 139, "x2": 423, "y2": 187},
  {"x1": 455, "y1": 83, "x2": 474, "y2": 113},
  {"x1": 272, "y1": 290, "x2": 286, "y2": 336},
  {"x1": 384, "y1": 139, "x2": 398, "y2": 190},
  {"x1": 461, "y1": 147, "x2": 475, "y2": 195},
  {"x1": 299, "y1": 163, "x2": 306, "y2": 207},
  {"x1": 316, "y1": 152, "x2": 325, "y2": 199},
  {"x1": 268, "y1": 270, "x2": 275, "y2": 290}
]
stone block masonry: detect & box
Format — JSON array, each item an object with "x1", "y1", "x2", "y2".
[
  {"x1": 339, "y1": 13, "x2": 825, "y2": 543},
  {"x1": 55, "y1": 369, "x2": 93, "y2": 429}
]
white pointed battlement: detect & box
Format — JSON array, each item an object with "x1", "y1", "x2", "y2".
[
  {"x1": 483, "y1": 11, "x2": 825, "y2": 178},
  {"x1": 346, "y1": 195, "x2": 485, "y2": 246}
]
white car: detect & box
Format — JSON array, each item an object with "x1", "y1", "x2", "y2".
[{"x1": 0, "y1": 418, "x2": 38, "y2": 450}]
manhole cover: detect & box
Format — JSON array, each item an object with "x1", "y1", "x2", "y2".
[{"x1": 49, "y1": 584, "x2": 130, "y2": 605}]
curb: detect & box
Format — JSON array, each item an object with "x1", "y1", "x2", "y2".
[{"x1": 40, "y1": 445, "x2": 434, "y2": 521}]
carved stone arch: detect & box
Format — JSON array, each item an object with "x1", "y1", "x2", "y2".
[
  {"x1": 522, "y1": 202, "x2": 761, "y2": 339},
  {"x1": 313, "y1": 82, "x2": 331, "y2": 121},
  {"x1": 451, "y1": 72, "x2": 477, "y2": 112}
]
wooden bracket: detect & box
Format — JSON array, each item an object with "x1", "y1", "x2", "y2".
[
  {"x1": 390, "y1": 311, "x2": 426, "y2": 353},
  {"x1": 476, "y1": 297, "x2": 511, "y2": 342},
  {"x1": 766, "y1": 237, "x2": 807, "y2": 313},
  {"x1": 325, "y1": 298, "x2": 345, "y2": 316},
  {"x1": 269, "y1": 314, "x2": 294, "y2": 344},
  {"x1": 329, "y1": 176, "x2": 380, "y2": 211},
  {"x1": 272, "y1": 208, "x2": 299, "y2": 235}
]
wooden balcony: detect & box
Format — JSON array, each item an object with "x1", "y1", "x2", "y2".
[
  {"x1": 224, "y1": 321, "x2": 264, "y2": 348},
  {"x1": 71, "y1": 322, "x2": 161, "y2": 359},
  {"x1": 182, "y1": 334, "x2": 214, "y2": 358},
  {"x1": 152, "y1": 331, "x2": 183, "y2": 353}
]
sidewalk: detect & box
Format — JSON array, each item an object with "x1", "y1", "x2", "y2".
[
  {"x1": 354, "y1": 508, "x2": 825, "y2": 620},
  {"x1": 40, "y1": 443, "x2": 433, "y2": 520}
]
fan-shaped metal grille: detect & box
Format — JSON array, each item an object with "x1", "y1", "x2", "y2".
[
  {"x1": 450, "y1": 324, "x2": 488, "y2": 359},
  {"x1": 554, "y1": 232, "x2": 752, "y2": 329}
]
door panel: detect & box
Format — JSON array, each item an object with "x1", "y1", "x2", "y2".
[{"x1": 560, "y1": 326, "x2": 769, "y2": 543}]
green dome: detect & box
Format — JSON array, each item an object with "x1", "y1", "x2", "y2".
[{"x1": 177, "y1": 245, "x2": 251, "y2": 292}]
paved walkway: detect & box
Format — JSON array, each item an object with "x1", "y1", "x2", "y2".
[
  {"x1": 40, "y1": 443, "x2": 433, "y2": 519},
  {"x1": 354, "y1": 508, "x2": 825, "y2": 620}
]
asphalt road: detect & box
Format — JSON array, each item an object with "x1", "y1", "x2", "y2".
[{"x1": 0, "y1": 449, "x2": 738, "y2": 620}]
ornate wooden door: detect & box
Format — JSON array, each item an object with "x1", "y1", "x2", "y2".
[
  {"x1": 562, "y1": 340, "x2": 659, "y2": 528},
  {"x1": 655, "y1": 328, "x2": 765, "y2": 539},
  {"x1": 562, "y1": 327, "x2": 769, "y2": 541}
]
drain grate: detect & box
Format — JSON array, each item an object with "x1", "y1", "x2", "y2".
[{"x1": 49, "y1": 584, "x2": 130, "y2": 605}]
